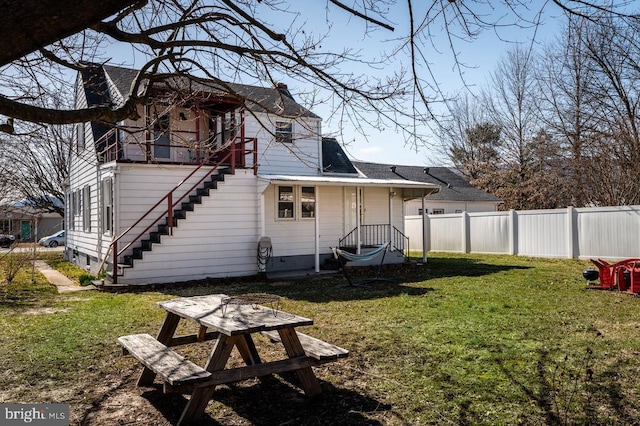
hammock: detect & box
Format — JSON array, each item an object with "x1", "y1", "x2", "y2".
[
  {"x1": 332, "y1": 242, "x2": 391, "y2": 287},
  {"x1": 332, "y1": 242, "x2": 389, "y2": 263}
]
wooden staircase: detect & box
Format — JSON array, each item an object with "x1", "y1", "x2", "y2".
[{"x1": 104, "y1": 169, "x2": 231, "y2": 283}]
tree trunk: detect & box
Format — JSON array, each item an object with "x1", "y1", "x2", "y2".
[{"x1": 0, "y1": 0, "x2": 138, "y2": 65}]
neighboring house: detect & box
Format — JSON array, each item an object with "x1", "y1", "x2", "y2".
[
  {"x1": 67, "y1": 65, "x2": 439, "y2": 285},
  {"x1": 352, "y1": 163, "x2": 502, "y2": 215},
  {"x1": 0, "y1": 201, "x2": 64, "y2": 241}
]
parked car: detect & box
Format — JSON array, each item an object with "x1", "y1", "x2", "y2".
[
  {"x1": 0, "y1": 234, "x2": 16, "y2": 248},
  {"x1": 38, "y1": 230, "x2": 65, "y2": 248}
]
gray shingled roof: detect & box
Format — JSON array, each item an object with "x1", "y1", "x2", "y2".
[
  {"x1": 352, "y1": 162, "x2": 502, "y2": 203},
  {"x1": 101, "y1": 65, "x2": 318, "y2": 119},
  {"x1": 322, "y1": 137, "x2": 359, "y2": 174}
]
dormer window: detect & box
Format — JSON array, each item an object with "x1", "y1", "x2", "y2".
[{"x1": 275, "y1": 121, "x2": 292, "y2": 143}]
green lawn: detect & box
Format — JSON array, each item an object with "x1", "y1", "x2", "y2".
[{"x1": 1, "y1": 253, "x2": 639, "y2": 425}]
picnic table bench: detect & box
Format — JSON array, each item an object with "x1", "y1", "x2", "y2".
[{"x1": 118, "y1": 294, "x2": 348, "y2": 425}]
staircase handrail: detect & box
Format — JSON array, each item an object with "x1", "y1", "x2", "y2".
[
  {"x1": 99, "y1": 142, "x2": 240, "y2": 277},
  {"x1": 116, "y1": 151, "x2": 233, "y2": 256},
  {"x1": 96, "y1": 150, "x2": 230, "y2": 276}
]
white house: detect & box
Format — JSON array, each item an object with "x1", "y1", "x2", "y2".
[
  {"x1": 67, "y1": 65, "x2": 439, "y2": 285},
  {"x1": 352, "y1": 163, "x2": 502, "y2": 215}
]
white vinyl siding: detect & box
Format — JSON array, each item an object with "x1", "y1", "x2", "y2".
[
  {"x1": 117, "y1": 170, "x2": 259, "y2": 284},
  {"x1": 254, "y1": 114, "x2": 321, "y2": 176}
]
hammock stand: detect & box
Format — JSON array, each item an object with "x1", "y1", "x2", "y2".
[{"x1": 332, "y1": 242, "x2": 391, "y2": 287}]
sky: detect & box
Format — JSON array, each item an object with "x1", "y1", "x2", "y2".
[
  {"x1": 107, "y1": 1, "x2": 566, "y2": 167},
  {"x1": 314, "y1": 2, "x2": 565, "y2": 167},
  {"x1": 248, "y1": 1, "x2": 565, "y2": 167}
]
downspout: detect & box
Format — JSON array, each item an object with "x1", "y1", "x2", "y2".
[
  {"x1": 113, "y1": 165, "x2": 121, "y2": 269},
  {"x1": 314, "y1": 185, "x2": 320, "y2": 272},
  {"x1": 96, "y1": 162, "x2": 102, "y2": 263},
  {"x1": 259, "y1": 190, "x2": 265, "y2": 238}
]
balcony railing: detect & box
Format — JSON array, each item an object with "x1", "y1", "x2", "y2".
[{"x1": 94, "y1": 129, "x2": 257, "y2": 172}]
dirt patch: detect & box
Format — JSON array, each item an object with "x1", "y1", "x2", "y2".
[{"x1": 21, "y1": 307, "x2": 68, "y2": 315}]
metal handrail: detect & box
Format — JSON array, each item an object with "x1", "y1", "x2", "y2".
[
  {"x1": 102, "y1": 136, "x2": 258, "y2": 281},
  {"x1": 339, "y1": 224, "x2": 409, "y2": 258}
]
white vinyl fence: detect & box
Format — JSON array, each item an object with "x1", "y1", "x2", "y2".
[{"x1": 405, "y1": 205, "x2": 640, "y2": 260}]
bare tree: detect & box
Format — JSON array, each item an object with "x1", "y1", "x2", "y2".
[
  {"x1": 536, "y1": 16, "x2": 602, "y2": 207},
  {"x1": 437, "y1": 95, "x2": 501, "y2": 180},
  {"x1": 0, "y1": 0, "x2": 637, "y2": 146},
  {"x1": 0, "y1": 124, "x2": 71, "y2": 216},
  {"x1": 568, "y1": 14, "x2": 640, "y2": 205}
]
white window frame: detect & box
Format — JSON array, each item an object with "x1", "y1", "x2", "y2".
[
  {"x1": 277, "y1": 185, "x2": 295, "y2": 220},
  {"x1": 77, "y1": 123, "x2": 85, "y2": 151},
  {"x1": 276, "y1": 185, "x2": 316, "y2": 220},
  {"x1": 83, "y1": 185, "x2": 91, "y2": 232},
  {"x1": 275, "y1": 121, "x2": 293, "y2": 143},
  {"x1": 300, "y1": 186, "x2": 315, "y2": 219},
  {"x1": 102, "y1": 178, "x2": 113, "y2": 235},
  {"x1": 67, "y1": 193, "x2": 74, "y2": 231}
]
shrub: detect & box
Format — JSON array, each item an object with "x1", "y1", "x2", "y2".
[
  {"x1": 0, "y1": 251, "x2": 34, "y2": 285},
  {"x1": 78, "y1": 273, "x2": 96, "y2": 286}
]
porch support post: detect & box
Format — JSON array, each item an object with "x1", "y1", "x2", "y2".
[
  {"x1": 356, "y1": 186, "x2": 362, "y2": 254},
  {"x1": 388, "y1": 188, "x2": 393, "y2": 246},
  {"x1": 314, "y1": 185, "x2": 320, "y2": 273},
  {"x1": 422, "y1": 191, "x2": 427, "y2": 263}
]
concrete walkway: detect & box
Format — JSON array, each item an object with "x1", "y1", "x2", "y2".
[{"x1": 34, "y1": 260, "x2": 96, "y2": 293}]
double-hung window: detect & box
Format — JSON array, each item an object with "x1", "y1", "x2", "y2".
[
  {"x1": 102, "y1": 178, "x2": 113, "y2": 234},
  {"x1": 277, "y1": 186, "x2": 315, "y2": 220},
  {"x1": 278, "y1": 186, "x2": 295, "y2": 219},
  {"x1": 275, "y1": 121, "x2": 293, "y2": 143},
  {"x1": 83, "y1": 185, "x2": 91, "y2": 232},
  {"x1": 301, "y1": 187, "x2": 315, "y2": 218}
]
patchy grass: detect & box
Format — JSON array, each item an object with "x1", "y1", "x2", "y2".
[
  {"x1": 1, "y1": 253, "x2": 640, "y2": 425},
  {"x1": 0, "y1": 252, "x2": 57, "y2": 306}
]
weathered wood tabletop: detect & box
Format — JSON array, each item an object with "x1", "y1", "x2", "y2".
[
  {"x1": 158, "y1": 294, "x2": 313, "y2": 335},
  {"x1": 121, "y1": 293, "x2": 347, "y2": 426}
]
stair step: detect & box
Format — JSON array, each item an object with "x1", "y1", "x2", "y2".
[{"x1": 119, "y1": 167, "x2": 230, "y2": 273}]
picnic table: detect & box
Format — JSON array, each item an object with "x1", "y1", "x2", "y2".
[{"x1": 118, "y1": 294, "x2": 348, "y2": 425}]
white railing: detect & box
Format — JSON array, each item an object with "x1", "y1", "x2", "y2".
[{"x1": 405, "y1": 205, "x2": 640, "y2": 260}]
